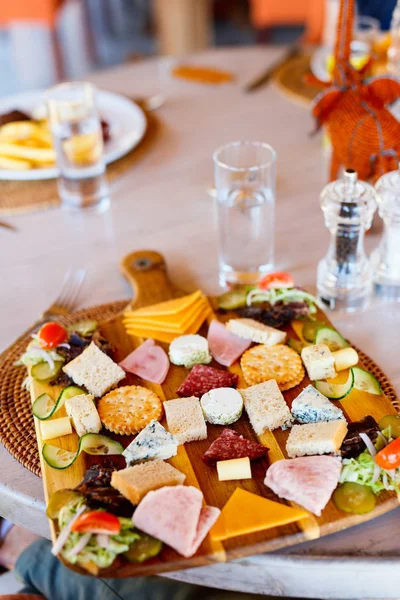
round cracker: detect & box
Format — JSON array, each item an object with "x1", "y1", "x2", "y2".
[
  {"x1": 279, "y1": 366, "x2": 305, "y2": 391},
  {"x1": 98, "y1": 385, "x2": 163, "y2": 435},
  {"x1": 241, "y1": 344, "x2": 302, "y2": 386}
]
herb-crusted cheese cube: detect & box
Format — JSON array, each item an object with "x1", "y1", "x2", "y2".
[
  {"x1": 292, "y1": 384, "x2": 344, "y2": 424},
  {"x1": 301, "y1": 344, "x2": 336, "y2": 381},
  {"x1": 63, "y1": 342, "x2": 125, "y2": 397},
  {"x1": 65, "y1": 393, "x2": 101, "y2": 437},
  {"x1": 123, "y1": 420, "x2": 178, "y2": 465}
]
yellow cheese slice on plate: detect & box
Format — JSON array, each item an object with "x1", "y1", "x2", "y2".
[
  {"x1": 210, "y1": 488, "x2": 308, "y2": 541},
  {"x1": 125, "y1": 290, "x2": 203, "y2": 318},
  {"x1": 125, "y1": 305, "x2": 212, "y2": 343},
  {"x1": 123, "y1": 297, "x2": 210, "y2": 331}
]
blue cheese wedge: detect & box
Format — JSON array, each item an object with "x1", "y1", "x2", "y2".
[
  {"x1": 291, "y1": 384, "x2": 344, "y2": 424},
  {"x1": 123, "y1": 420, "x2": 178, "y2": 465},
  {"x1": 301, "y1": 344, "x2": 336, "y2": 381},
  {"x1": 226, "y1": 318, "x2": 286, "y2": 346},
  {"x1": 169, "y1": 334, "x2": 212, "y2": 369},
  {"x1": 65, "y1": 393, "x2": 101, "y2": 437},
  {"x1": 286, "y1": 420, "x2": 348, "y2": 458},
  {"x1": 200, "y1": 387, "x2": 243, "y2": 425}
]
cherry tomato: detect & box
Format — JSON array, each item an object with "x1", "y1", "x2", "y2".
[
  {"x1": 38, "y1": 322, "x2": 67, "y2": 349},
  {"x1": 375, "y1": 437, "x2": 400, "y2": 470},
  {"x1": 258, "y1": 272, "x2": 294, "y2": 290},
  {"x1": 71, "y1": 511, "x2": 121, "y2": 535}
]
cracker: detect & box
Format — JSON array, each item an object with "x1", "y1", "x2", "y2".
[
  {"x1": 241, "y1": 344, "x2": 302, "y2": 387},
  {"x1": 98, "y1": 385, "x2": 163, "y2": 434},
  {"x1": 278, "y1": 366, "x2": 305, "y2": 391}
]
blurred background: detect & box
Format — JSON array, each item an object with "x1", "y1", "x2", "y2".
[{"x1": 2, "y1": 0, "x2": 394, "y2": 97}]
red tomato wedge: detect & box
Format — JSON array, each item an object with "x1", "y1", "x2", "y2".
[
  {"x1": 257, "y1": 272, "x2": 294, "y2": 290},
  {"x1": 375, "y1": 437, "x2": 400, "y2": 470},
  {"x1": 39, "y1": 322, "x2": 67, "y2": 349},
  {"x1": 71, "y1": 511, "x2": 121, "y2": 535}
]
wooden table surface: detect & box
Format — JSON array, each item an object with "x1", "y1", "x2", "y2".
[{"x1": 1, "y1": 47, "x2": 400, "y2": 599}]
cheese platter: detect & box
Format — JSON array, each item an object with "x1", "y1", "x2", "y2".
[{"x1": 15, "y1": 250, "x2": 400, "y2": 578}]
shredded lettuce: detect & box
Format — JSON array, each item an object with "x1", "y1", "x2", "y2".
[
  {"x1": 15, "y1": 339, "x2": 64, "y2": 368},
  {"x1": 58, "y1": 503, "x2": 139, "y2": 569},
  {"x1": 340, "y1": 449, "x2": 400, "y2": 498},
  {"x1": 246, "y1": 287, "x2": 321, "y2": 314}
]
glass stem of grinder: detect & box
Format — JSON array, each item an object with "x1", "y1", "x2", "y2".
[{"x1": 317, "y1": 169, "x2": 377, "y2": 312}]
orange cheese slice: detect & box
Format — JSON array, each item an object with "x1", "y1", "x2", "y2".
[
  {"x1": 126, "y1": 290, "x2": 203, "y2": 318},
  {"x1": 124, "y1": 297, "x2": 209, "y2": 331},
  {"x1": 125, "y1": 328, "x2": 177, "y2": 344},
  {"x1": 210, "y1": 488, "x2": 308, "y2": 542},
  {"x1": 125, "y1": 305, "x2": 212, "y2": 343}
]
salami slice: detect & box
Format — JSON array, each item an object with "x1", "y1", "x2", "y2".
[
  {"x1": 202, "y1": 428, "x2": 269, "y2": 466},
  {"x1": 177, "y1": 364, "x2": 238, "y2": 398}
]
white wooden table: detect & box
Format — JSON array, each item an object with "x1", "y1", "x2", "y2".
[{"x1": 1, "y1": 47, "x2": 400, "y2": 599}]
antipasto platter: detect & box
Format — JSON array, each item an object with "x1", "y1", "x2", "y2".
[{"x1": 17, "y1": 250, "x2": 400, "y2": 578}]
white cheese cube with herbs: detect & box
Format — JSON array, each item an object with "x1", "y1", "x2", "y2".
[
  {"x1": 291, "y1": 384, "x2": 344, "y2": 424},
  {"x1": 65, "y1": 394, "x2": 101, "y2": 437},
  {"x1": 123, "y1": 420, "x2": 178, "y2": 465},
  {"x1": 301, "y1": 344, "x2": 336, "y2": 381}
]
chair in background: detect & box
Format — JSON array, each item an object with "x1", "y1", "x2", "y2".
[{"x1": 249, "y1": 0, "x2": 325, "y2": 43}]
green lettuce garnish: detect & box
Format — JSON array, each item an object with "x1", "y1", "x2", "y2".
[
  {"x1": 340, "y1": 449, "x2": 400, "y2": 498},
  {"x1": 246, "y1": 287, "x2": 321, "y2": 314}
]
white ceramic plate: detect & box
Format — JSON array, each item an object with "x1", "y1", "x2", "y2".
[{"x1": 0, "y1": 89, "x2": 147, "y2": 180}]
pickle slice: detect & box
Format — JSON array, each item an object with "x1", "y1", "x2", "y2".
[
  {"x1": 124, "y1": 534, "x2": 162, "y2": 563},
  {"x1": 46, "y1": 489, "x2": 84, "y2": 519}
]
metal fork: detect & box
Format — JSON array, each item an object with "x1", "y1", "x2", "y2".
[{"x1": 16, "y1": 268, "x2": 87, "y2": 341}]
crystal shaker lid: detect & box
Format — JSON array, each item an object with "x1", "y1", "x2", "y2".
[
  {"x1": 375, "y1": 166, "x2": 400, "y2": 218},
  {"x1": 320, "y1": 169, "x2": 377, "y2": 229}
]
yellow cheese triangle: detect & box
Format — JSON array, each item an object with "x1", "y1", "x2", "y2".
[
  {"x1": 210, "y1": 488, "x2": 308, "y2": 542},
  {"x1": 125, "y1": 328, "x2": 177, "y2": 344},
  {"x1": 126, "y1": 290, "x2": 203, "y2": 318},
  {"x1": 123, "y1": 297, "x2": 208, "y2": 331}
]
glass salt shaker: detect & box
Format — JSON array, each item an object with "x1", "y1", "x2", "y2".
[
  {"x1": 317, "y1": 169, "x2": 377, "y2": 312},
  {"x1": 372, "y1": 166, "x2": 400, "y2": 300}
]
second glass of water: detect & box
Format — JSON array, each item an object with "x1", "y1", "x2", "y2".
[
  {"x1": 213, "y1": 141, "x2": 276, "y2": 287},
  {"x1": 47, "y1": 82, "x2": 109, "y2": 212}
]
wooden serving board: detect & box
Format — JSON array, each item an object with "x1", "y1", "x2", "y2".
[{"x1": 30, "y1": 250, "x2": 400, "y2": 578}]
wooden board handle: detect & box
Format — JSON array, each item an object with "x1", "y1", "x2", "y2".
[{"x1": 120, "y1": 250, "x2": 181, "y2": 309}]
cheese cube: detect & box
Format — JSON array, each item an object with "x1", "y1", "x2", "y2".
[
  {"x1": 291, "y1": 384, "x2": 344, "y2": 424},
  {"x1": 65, "y1": 393, "x2": 101, "y2": 437},
  {"x1": 301, "y1": 344, "x2": 336, "y2": 381},
  {"x1": 226, "y1": 318, "x2": 286, "y2": 346},
  {"x1": 286, "y1": 420, "x2": 348, "y2": 458},
  {"x1": 332, "y1": 347, "x2": 359, "y2": 371},
  {"x1": 40, "y1": 417, "x2": 72, "y2": 441},
  {"x1": 217, "y1": 457, "x2": 252, "y2": 481}
]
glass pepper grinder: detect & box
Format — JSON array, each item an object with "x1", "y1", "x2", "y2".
[
  {"x1": 372, "y1": 166, "x2": 400, "y2": 300},
  {"x1": 317, "y1": 169, "x2": 377, "y2": 312}
]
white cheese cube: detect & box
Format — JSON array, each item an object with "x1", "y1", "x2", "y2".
[
  {"x1": 226, "y1": 318, "x2": 286, "y2": 346},
  {"x1": 40, "y1": 417, "x2": 72, "y2": 441},
  {"x1": 65, "y1": 393, "x2": 101, "y2": 437},
  {"x1": 123, "y1": 420, "x2": 178, "y2": 465},
  {"x1": 291, "y1": 384, "x2": 344, "y2": 424},
  {"x1": 200, "y1": 388, "x2": 243, "y2": 425},
  {"x1": 217, "y1": 457, "x2": 252, "y2": 481},
  {"x1": 301, "y1": 344, "x2": 336, "y2": 381}
]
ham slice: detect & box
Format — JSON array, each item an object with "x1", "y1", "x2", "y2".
[
  {"x1": 207, "y1": 320, "x2": 251, "y2": 367},
  {"x1": 133, "y1": 485, "x2": 220, "y2": 557},
  {"x1": 264, "y1": 456, "x2": 342, "y2": 516},
  {"x1": 119, "y1": 339, "x2": 169, "y2": 384}
]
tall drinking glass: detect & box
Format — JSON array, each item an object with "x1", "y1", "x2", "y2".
[
  {"x1": 213, "y1": 141, "x2": 276, "y2": 287},
  {"x1": 47, "y1": 82, "x2": 109, "y2": 212}
]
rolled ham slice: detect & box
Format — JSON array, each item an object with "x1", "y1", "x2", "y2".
[
  {"x1": 119, "y1": 339, "x2": 169, "y2": 384},
  {"x1": 133, "y1": 485, "x2": 220, "y2": 558},
  {"x1": 207, "y1": 320, "x2": 251, "y2": 367},
  {"x1": 264, "y1": 456, "x2": 342, "y2": 516}
]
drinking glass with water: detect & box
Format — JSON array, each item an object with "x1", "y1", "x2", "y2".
[
  {"x1": 213, "y1": 141, "x2": 276, "y2": 287},
  {"x1": 47, "y1": 82, "x2": 109, "y2": 212}
]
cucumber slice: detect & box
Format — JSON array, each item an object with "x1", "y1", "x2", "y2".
[
  {"x1": 31, "y1": 361, "x2": 63, "y2": 382},
  {"x1": 287, "y1": 338, "x2": 308, "y2": 354},
  {"x1": 217, "y1": 289, "x2": 249, "y2": 310},
  {"x1": 79, "y1": 433, "x2": 124, "y2": 456},
  {"x1": 352, "y1": 367, "x2": 382, "y2": 395},
  {"x1": 32, "y1": 385, "x2": 84, "y2": 420},
  {"x1": 314, "y1": 327, "x2": 349, "y2": 351},
  {"x1": 42, "y1": 433, "x2": 124, "y2": 469},
  {"x1": 315, "y1": 369, "x2": 354, "y2": 400},
  {"x1": 302, "y1": 320, "x2": 325, "y2": 343}
]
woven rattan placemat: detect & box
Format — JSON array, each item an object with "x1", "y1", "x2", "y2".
[
  {"x1": 0, "y1": 111, "x2": 160, "y2": 216},
  {"x1": 0, "y1": 300, "x2": 127, "y2": 477},
  {"x1": 0, "y1": 301, "x2": 398, "y2": 478},
  {"x1": 274, "y1": 53, "x2": 322, "y2": 108}
]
